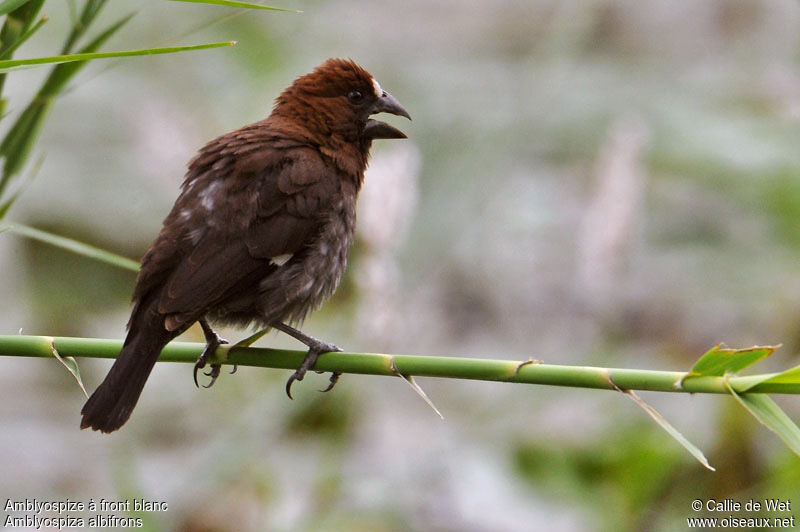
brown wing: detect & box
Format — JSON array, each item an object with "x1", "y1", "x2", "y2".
[
  {"x1": 156, "y1": 214, "x2": 318, "y2": 318},
  {"x1": 131, "y1": 125, "x2": 338, "y2": 331}
]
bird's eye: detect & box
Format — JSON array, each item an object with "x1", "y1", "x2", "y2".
[{"x1": 347, "y1": 89, "x2": 364, "y2": 104}]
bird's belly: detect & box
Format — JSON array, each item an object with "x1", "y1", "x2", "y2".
[{"x1": 258, "y1": 212, "x2": 355, "y2": 326}]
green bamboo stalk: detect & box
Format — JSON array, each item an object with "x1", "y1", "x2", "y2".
[{"x1": 0, "y1": 334, "x2": 795, "y2": 395}]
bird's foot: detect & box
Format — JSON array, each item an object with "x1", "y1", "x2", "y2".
[
  {"x1": 270, "y1": 321, "x2": 344, "y2": 399},
  {"x1": 285, "y1": 338, "x2": 343, "y2": 400},
  {"x1": 200, "y1": 363, "x2": 222, "y2": 388},
  {"x1": 319, "y1": 371, "x2": 342, "y2": 393},
  {"x1": 194, "y1": 320, "x2": 229, "y2": 388}
]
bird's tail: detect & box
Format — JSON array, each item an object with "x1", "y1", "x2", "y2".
[{"x1": 80, "y1": 310, "x2": 173, "y2": 433}]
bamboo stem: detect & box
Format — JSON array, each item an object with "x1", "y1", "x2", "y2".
[{"x1": 0, "y1": 334, "x2": 794, "y2": 395}]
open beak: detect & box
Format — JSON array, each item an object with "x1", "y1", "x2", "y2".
[{"x1": 364, "y1": 90, "x2": 411, "y2": 140}]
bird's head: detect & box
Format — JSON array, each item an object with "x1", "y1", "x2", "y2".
[{"x1": 273, "y1": 58, "x2": 411, "y2": 144}]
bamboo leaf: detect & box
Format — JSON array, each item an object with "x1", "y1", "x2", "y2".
[
  {"x1": 619, "y1": 389, "x2": 715, "y2": 470},
  {"x1": 0, "y1": 12, "x2": 232, "y2": 182},
  {"x1": 169, "y1": 0, "x2": 301, "y2": 12},
  {"x1": 0, "y1": 0, "x2": 46, "y2": 55},
  {"x1": 0, "y1": 40, "x2": 236, "y2": 72},
  {"x1": 0, "y1": 12, "x2": 136, "y2": 181},
  {"x1": 47, "y1": 338, "x2": 88, "y2": 398},
  {"x1": 0, "y1": 0, "x2": 47, "y2": 114},
  {"x1": 0, "y1": 0, "x2": 30, "y2": 17},
  {"x1": 726, "y1": 382, "x2": 800, "y2": 457},
  {"x1": 684, "y1": 344, "x2": 778, "y2": 379},
  {"x1": 228, "y1": 328, "x2": 270, "y2": 349},
  {"x1": 0, "y1": 154, "x2": 42, "y2": 219},
  {"x1": 745, "y1": 365, "x2": 800, "y2": 388},
  {"x1": 0, "y1": 99, "x2": 49, "y2": 188},
  {"x1": 0, "y1": 14, "x2": 48, "y2": 60},
  {"x1": 0, "y1": 190, "x2": 18, "y2": 218},
  {"x1": 61, "y1": 0, "x2": 111, "y2": 54},
  {"x1": 0, "y1": 223, "x2": 140, "y2": 271},
  {"x1": 733, "y1": 364, "x2": 800, "y2": 393}
]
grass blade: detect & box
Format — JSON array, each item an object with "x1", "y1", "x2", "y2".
[
  {"x1": 0, "y1": 0, "x2": 30, "y2": 17},
  {"x1": 0, "y1": 154, "x2": 43, "y2": 219},
  {"x1": 0, "y1": 0, "x2": 47, "y2": 114},
  {"x1": 0, "y1": 40, "x2": 236, "y2": 72},
  {"x1": 0, "y1": 11, "x2": 136, "y2": 181},
  {"x1": 169, "y1": 0, "x2": 301, "y2": 12},
  {"x1": 0, "y1": 99, "x2": 49, "y2": 189},
  {"x1": 61, "y1": 0, "x2": 109, "y2": 54},
  {"x1": 0, "y1": 15, "x2": 49, "y2": 61},
  {"x1": 1, "y1": 223, "x2": 140, "y2": 271}
]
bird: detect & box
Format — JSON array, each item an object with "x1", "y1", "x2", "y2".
[{"x1": 80, "y1": 58, "x2": 411, "y2": 433}]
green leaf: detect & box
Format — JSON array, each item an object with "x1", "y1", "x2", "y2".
[
  {"x1": 47, "y1": 337, "x2": 88, "y2": 398},
  {"x1": 0, "y1": 0, "x2": 46, "y2": 54},
  {"x1": 0, "y1": 40, "x2": 236, "y2": 72},
  {"x1": 735, "y1": 364, "x2": 800, "y2": 394},
  {"x1": 0, "y1": 14, "x2": 48, "y2": 60},
  {"x1": 169, "y1": 0, "x2": 301, "y2": 12},
  {"x1": 0, "y1": 191, "x2": 18, "y2": 218},
  {"x1": 684, "y1": 344, "x2": 778, "y2": 379},
  {"x1": 726, "y1": 382, "x2": 800, "y2": 457},
  {"x1": 752, "y1": 365, "x2": 800, "y2": 386},
  {"x1": 62, "y1": 0, "x2": 110, "y2": 54},
  {"x1": 0, "y1": 154, "x2": 42, "y2": 219},
  {"x1": 0, "y1": 223, "x2": 140, "y2": 271},
  {"x1": 229, "y1": 328, "x2": 270, "y2": 348},
  {"x1": 0, "y1": 0, "x2": 47, "y2": 111},
  {"x1": 0, "y1": 11, "x2": 135, "y2": 181},
  {"x1": 0, "y1": 0, "x2": 30, "y2": 17},
  {"x1": 0, "y1": 97, "x2": 49, "y2": 187},
  {"x1": 620, "y1": 389, "x2": 714, "y2": 470}
]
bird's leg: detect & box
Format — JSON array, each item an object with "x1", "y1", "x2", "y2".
[
  {"x1": 270, "y1": 321, "x2": 343, "y2": 399},
  {"x1": 193, "y1": 318, "x2": 228, "y2": 389}
]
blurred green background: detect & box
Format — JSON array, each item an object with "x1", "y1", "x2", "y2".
[{"x1": 1, "y1": 0, "x2": 800, "y2": 530}]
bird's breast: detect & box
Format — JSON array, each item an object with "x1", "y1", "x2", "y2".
[
  {"x1": 259, "y1": 193, "x2": 357, "y2": 325},
  {"x1": 300, "y1": 196, "x2": 356, "y2": 302}
]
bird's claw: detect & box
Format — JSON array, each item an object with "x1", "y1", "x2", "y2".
[
  {"x1": 193, "y1": 357, "x2": 225, "y2": 389},
  {"x1": 194, "y1": 320, "x2": 229, "y2": 389},
  {"x1": 193, "y1": 356, "x2": 222, "y2": 389},
  {"x1": 193, "y1": 357, "x2": 206, "y2": 388},
  {"x1": 285, "y1": 372, "x2": 301, "y2": 400},
  {"x1": 285, "y1": 342, "x2": 342, "y2": 399},
  {"x1": 203, "y1": 364, "x2": 221, "y2": 388},
  {"x1": 319, "y1": 372, "x2": 341, "y2": 393}
]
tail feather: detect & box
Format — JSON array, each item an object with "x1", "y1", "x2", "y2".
[{"x1": 81, "y1": 315, "x2": 173, "y2": 433}]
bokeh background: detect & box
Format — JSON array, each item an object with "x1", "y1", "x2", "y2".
[{"x1": 2, "y1": 0, "x2": 800, "y2": 530}]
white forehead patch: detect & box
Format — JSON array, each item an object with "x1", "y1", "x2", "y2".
[{"x1": 372, "y1": 77, "x2": 383, "y2": 98}]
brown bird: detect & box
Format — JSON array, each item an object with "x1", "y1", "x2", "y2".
[{"x1": 80, "y1": 58, "x2": 411, "y2": 433}]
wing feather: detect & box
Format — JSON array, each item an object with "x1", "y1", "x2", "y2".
[{"x1": 134, "y1": 133, "x2": 338, "y2": 329}]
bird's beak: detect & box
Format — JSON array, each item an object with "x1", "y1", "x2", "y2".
[{"x1": 364, "y1": 90, "x2": 411, "y2": 140}]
